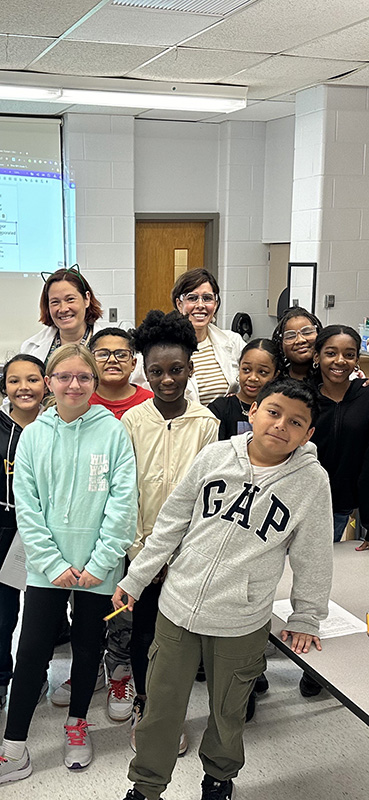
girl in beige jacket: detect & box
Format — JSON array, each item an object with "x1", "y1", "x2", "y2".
[{"x1": 121, "y1": 310, "x2": 219, "y2": 753}]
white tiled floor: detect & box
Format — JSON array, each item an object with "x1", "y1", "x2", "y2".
[{"x1": 1, "y1": 642, "x2": 369, "y2": 799}]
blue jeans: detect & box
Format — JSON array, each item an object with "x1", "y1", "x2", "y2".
[
  {"x1": 0, "y1": 582, "x2": 20, "y2": 688},
  {"x1": 333, "y1": 511, "x2": 353, "y2": 543}
]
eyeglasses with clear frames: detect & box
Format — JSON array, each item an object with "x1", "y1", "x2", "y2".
[
  {"x1": 282, "y1": 325, "x2": 317, "y2": 342},
  {"x1": 50, "y1": 372, "x2": 95, "y2": 385},
  {"x1": 92, "y1": 348, "x2": 133, "y2": 363},
  {"x1": 180, "y1": 292, "x2": 217, "y2": 305}
]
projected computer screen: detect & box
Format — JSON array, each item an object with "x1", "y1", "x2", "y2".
[{"x1": 0, "y1": 117, "x2": 67, "y2": 272}]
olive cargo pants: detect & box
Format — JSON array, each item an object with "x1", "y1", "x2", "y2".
[{"x1": 128, "y1": 611, "x2": 270, "y2": 800}]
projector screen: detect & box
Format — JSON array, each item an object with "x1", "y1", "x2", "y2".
[{"x1": 0, "y1": 117, "x2": 66, "y2": 272}]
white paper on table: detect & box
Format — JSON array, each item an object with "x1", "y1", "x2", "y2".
[
  {"x1": 0, "y1": 531, "x2": 27, "y2": 591},
  {"x1": 272, "y1": 598, "x2": 367, "y2": 639}
]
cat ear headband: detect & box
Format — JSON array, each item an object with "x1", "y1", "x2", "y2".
[{"x1": 41, "y1": 264, "x2": 87, "y2": 292}]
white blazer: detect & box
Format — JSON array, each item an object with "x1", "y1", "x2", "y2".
[
  {"x1": 20, "y1": 321, "x2": 104, "y2": 362},
  {"x1": 130, "y1": 323, "x2": 245, "y2": 402}
]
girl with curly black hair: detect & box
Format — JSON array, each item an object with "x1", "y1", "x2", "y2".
[{"x1": 113, "y1": 310, "x2": 219, "y2": 754}]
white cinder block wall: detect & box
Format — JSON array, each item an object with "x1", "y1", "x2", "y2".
[
  {"x1": 218, "y1": 121, "x2": 272, "y2": 336},
  {"x1": 63, "y1": 113, "x2": 136, "y2": 328},
  {"x1": 64, "y1": 115, "x2": 272, "y2": 337},
  {"x1": 291, "y1": 85, "x2": 369, "y2": 327}
]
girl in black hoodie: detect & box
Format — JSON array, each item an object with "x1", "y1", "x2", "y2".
[
  {"x1": 312, "y1": 325, "x2": 369, "y2": 542},
  {"x1": 0, "y1": 355, "x2": 45, "y2": 711}
]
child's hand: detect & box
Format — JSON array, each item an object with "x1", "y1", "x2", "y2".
[
  {"x1": 280, "y1": 629, "x2": 322, "y2": 654},
  {"x1": 52, "y1": 567, "x2": 81, "y2": 588},
  {"x1": 78, "y1": 569, "x2": 103, "y2": 588},
  {"x1": 112, "y1": 585, "x2": 135, "y2": 612}
]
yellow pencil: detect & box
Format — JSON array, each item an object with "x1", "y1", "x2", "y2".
[
  {"x1": 104, "y1": 603, "x2": 129, "y2": 621},
  {"x1": 366, "y1": 612, "x2": 369, "y2": 637}
]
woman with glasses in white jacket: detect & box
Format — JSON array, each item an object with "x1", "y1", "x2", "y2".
[{"x1": 132, "y1": 269, "x2": 244, "y2": 406}]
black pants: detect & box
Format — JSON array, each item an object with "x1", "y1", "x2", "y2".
[
  {"x1": 130, "y1": 581, "x2": 162, "y2": 696},
  {"x1": 0, "y1": 582, "x2": 20, "y2": 688},
  {"x1": 5, "y1": 586, "x2": 111, "y2": 741}
]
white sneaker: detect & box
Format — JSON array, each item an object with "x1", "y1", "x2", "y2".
[
  {"x1": 0, "y1": 747, "x2": 32, "y2": 784},
  {"x1": 63, "y1": 717, "x2": 93, "y2": 770},
  {"x1": 51, "y1": 662, "x2": 105, "y2": 707},
  {"x1": 107, "y1": 666, "x2": 135, "y2": 722},
  {"x1": 130, "y1": 696, "x2": 145, "y2": 752},
  {"x1": 179, "y1": 730, "x2": 188, "y2": 756}
]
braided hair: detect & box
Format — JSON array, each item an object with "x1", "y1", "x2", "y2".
[{"x1": 272, "y1": 306, "x2": 322, "y2": 379}]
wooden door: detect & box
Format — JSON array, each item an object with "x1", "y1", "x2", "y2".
[{"x1": 135, "y1": 220, "x2": 206, "y2": 325}]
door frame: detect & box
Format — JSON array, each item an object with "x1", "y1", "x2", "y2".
[{"x1": 135, "y1": 212, "x2": 220, "y2": 282}]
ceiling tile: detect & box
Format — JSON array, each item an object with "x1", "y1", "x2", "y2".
[
  {"x1": 0, "y1": 35, "x2": 55, "y2": 69},
  {"x1": 221, "y1": 55, "x2": 365, "y2": 99},
  {"x1": 332, "y1": 65, "x2": 369, "y2": 86},
  {"x1": 29, "y1": 40, "x2": 164, "y2": 76},
  {"x1": 286, "y1": 20, "x2": 369, "y2": 61},
  {"x1": 181, "y1": 0, "x2": 369, "y2": 54},
  {"x1": 66, "y1": 5, "x2": 221, "y2": 46},
  {"x1": 127, "y1": 47, "x2": 269, "y2": 82},
  {"x1": 0, "y1": 1, "x2": 103, "y2": 37},
  {"x1": 208, "y1": 100, "x2": 295, "y2": 122}
]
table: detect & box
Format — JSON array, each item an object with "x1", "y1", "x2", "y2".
[{"x1": 271, "y1": 540, "x2": 369, "y2": 725}]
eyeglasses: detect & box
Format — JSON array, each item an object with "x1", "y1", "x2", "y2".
[
  {"x1": 92, "y1": 348, "x2": 133, "y2": 363},
  {"x1": 282, "y1": 325, "x2": 317, "y2": 343},
  {"x1": 50, "y1": 372, "x2": 95, "y2": 385},
  {"x1": 180, "y1": 292, "x2": 218, "y2": 305}
]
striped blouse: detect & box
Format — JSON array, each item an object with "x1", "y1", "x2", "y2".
[{"x1": 192, "y1": 337, "x2": 229, "y2": 406}]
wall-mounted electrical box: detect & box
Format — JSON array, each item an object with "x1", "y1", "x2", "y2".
[{"x1": 324, "y1": 294, "x2": 335, "y2": 309}]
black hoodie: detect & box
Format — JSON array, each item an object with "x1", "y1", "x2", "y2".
[
  {"x1": 0, "y1": 406, "x2": 22, "y2": 569},
  {"x1": 312, "y1": 378, "x2": 369, "y2": 526}
]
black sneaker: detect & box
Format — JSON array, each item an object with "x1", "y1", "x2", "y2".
[
  {"x1": 121, "y1": 790, "x2": 164, "y2": 800},
  {"x1": 201, "y1": 774, "x2": 235, "y2": 800},
  {"x1": 299, "y1": 671, "x2": 322, "y2": 697},
  {"x1": 196, "y1": 661, "x2": 206, "y2": 682},
  {"x1": 254, "y1": 672, "x2": 269, "y2": 694}
]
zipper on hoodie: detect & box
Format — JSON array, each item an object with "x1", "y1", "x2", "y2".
[
  {"x1": 161, "y1": 420, "x2": 173, "y2": 505},
  {"x1": 188, "y1": 519, "x2": 237, "y2": 630}
]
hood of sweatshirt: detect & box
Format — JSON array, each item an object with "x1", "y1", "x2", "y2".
[
  {"x1": 317, "y1": 376, "x2": 366, "y2": 408},
  {"x1": 36, "y1": 404, "x2": 116, "y2": 524},
  {"x1": 127, "y1": 397, "x2": 217, "y2": 427},
  {"x1": 230, "y1": 430, "x2": 319, "y2": 485}
]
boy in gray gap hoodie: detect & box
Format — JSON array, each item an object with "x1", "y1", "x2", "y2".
[{"x1": 115, "y1": 378, "x2": 333, "y2": 800}]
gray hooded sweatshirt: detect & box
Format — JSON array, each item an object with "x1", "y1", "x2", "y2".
[{"x1": 122, "y1": 432, "x2": 333, "y2": 638}]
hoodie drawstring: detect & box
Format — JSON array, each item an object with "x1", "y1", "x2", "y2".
[{"x1": 63, "y1": 417, "x2": 83, "y2": 524}]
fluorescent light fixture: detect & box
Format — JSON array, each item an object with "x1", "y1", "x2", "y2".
[
  {"x1": 0, "y1": 85, "x2": 62, "y2": 101},
  {"x1": 0, "y1": 80, "x2": 246, "y2": 114}
]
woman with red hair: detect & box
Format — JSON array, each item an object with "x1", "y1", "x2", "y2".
[{"x1": 21, "y1": 265, "x2": 104, "y2": 365}]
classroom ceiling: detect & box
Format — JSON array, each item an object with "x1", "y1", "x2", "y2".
[{"x1": 1, "y1": 0, "x2": 369, "y2": 122}]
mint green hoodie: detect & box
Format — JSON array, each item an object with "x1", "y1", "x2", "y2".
[{"x1": 13, "y1": 405, "x2": 137, "y2": 595}]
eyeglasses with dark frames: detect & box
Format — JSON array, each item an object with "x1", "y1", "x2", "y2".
[{"x1": 92, "y1": 348, "x2": 133, "y2": 363}]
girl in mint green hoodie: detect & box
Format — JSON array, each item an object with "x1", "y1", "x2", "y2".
[{"x1": 0, "y1": 344, "x2": 137, "y2": 785}]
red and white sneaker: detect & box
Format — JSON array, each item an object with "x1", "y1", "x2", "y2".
[
  {"x1": 63, "y1": 717, "x2": 93, "y2": 770},
  {"x1": 51, "y1": 662, "x2": 105, "y2": 707},
  {"x1": 107, "y1": 666, "x2": 135, "y2": 722}
]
